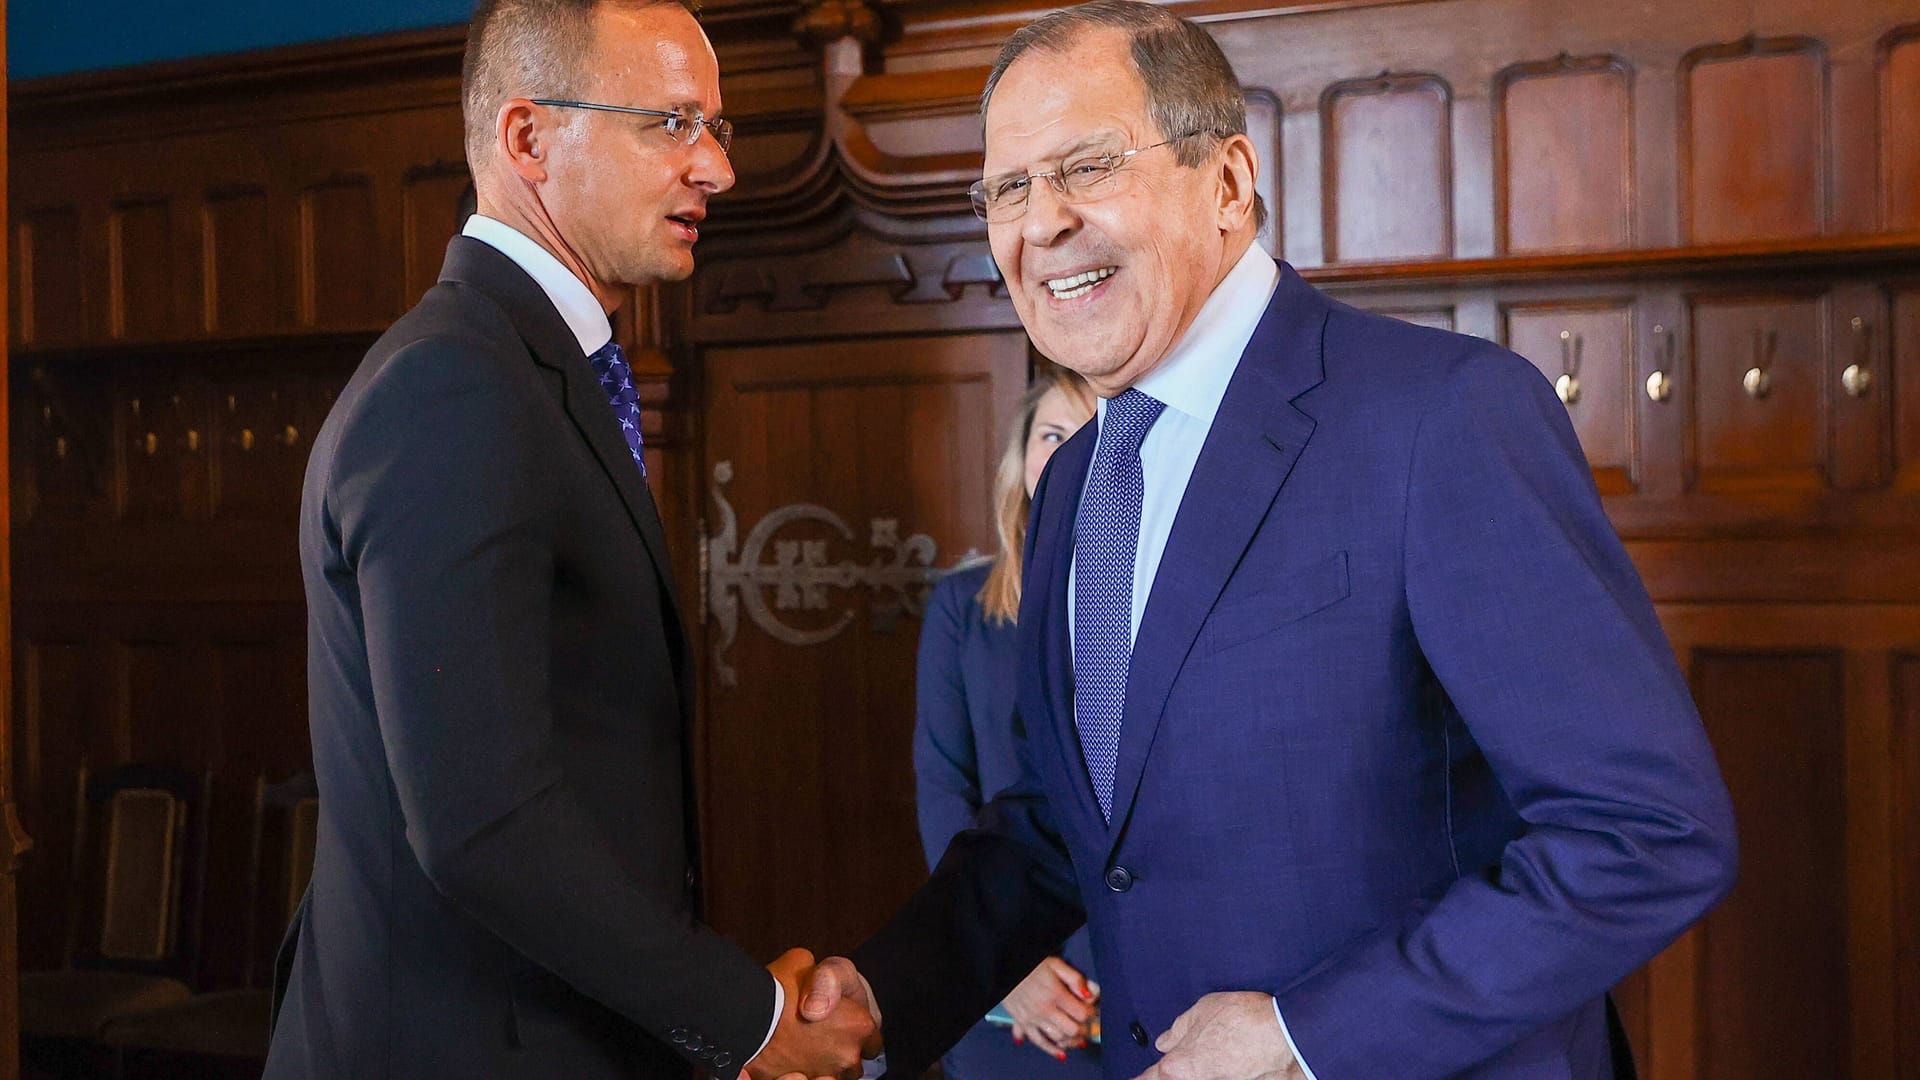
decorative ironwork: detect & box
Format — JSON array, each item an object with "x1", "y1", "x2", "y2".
[{"x1": 703, "y1": 460, "x2": 955, "y2": 687}]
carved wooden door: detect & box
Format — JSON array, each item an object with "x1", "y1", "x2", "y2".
[{"x1": 695, "y1": 332, "x2": 1027, "y2": 960}]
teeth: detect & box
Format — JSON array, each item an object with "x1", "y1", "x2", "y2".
[{"x1": 1045, "y1": 266, "x2": 1115, "y2": 300}]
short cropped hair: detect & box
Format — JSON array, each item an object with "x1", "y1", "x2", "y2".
[
  {"x1": 462, "y1": 0, "x2": 697, "y2": 168},
  {"x1": 981, "y1": 0, "x2": 1267, "y2": 232}
]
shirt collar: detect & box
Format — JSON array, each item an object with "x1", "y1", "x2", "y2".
[
  {"x1": 461, "y1": 214, "x2": 612, "y2": 357},
  {"x1": 1103, "y1": 241, "x2": 1280, "y2": 428}
]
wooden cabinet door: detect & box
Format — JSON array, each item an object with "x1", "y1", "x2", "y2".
[
  {"x1": 696, "y1": 332, "x2": 1027, "y2": 960},
  {"x1": 1504, "y1": 299, "x2": 1637, "y2": 493},
  {"x1": 1619, "y1": 605, "x2": 1920, "y2": 1080},
  {"x1": 1686, "y1": 291, "x2": 1828, "y2": 493}
]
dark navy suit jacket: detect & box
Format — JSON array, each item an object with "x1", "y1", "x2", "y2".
[
  {"x1": 268, "y1": 238, "x2": 772, "y2": 1079},
  {"x1": 857, "y1": 261, "x2": 1738, "y2": 1080},
  {"x1": 915, "y1": 563, "x2": 1101, "y2": 1078}
]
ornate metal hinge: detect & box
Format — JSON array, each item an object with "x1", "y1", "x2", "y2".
[{"x1": 703, "y1": 460, "x2": 963, "y2": 687}]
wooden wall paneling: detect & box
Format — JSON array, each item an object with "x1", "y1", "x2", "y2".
[
  {"x1": 402, "y1": 160, "x2": 473, "y2": 308},
  {"x1": 1685, "y1": 289, "x2": 1829, "y2": 492},
  {"x1": 1827, "y1": 281, "x2": 1891, "y2": 491},
  {"x1": 1842, "y1": 648, "x2": 1898, "y2": 1080},
  {"x1": 1245, "y1": 88, "x2": 1282, "y2": 257},
  {"x1": 117, "y1": 376, "x2": 211, "y2": 522},
  {"x1": 1503, "y1": 299, "x2": 1635, "y2": 492},
  {"x1": 1, "y1": 0, "x2": 19, "y2": 1060},
  {"x1": 1633, "y1": 289, "x2": 1688, "y2": 498},
  {"x1": 1449, "y1": 79, "x2": 1494, "y2": 260},
  {"x1": 1894, "y1": 282, "x2": 1920, "y2": 494},
  {"x1": 697, "y1": 330, "x2": 1025, "y2": 960},
  {"x1": 298, "y1": 174, "x2": 386, "y2": 329},
  {"x1": 13, "y1": 206, "x2": 83, "y2": 348},
  {"x1": 1321, "y1": 72, "x2": 1453, "y2": 263},
  {"x1": 1495, "y1": 55, "x2": 1632, "y2": 254},
  {"x1": 1689, "y1": 647, "x2": 1849, "y2": 1080},
  {"x1": 1896, "y1": 653, "x2": 1920, "y2": 1079},
  {"x1": 1881, "y1": 26, "x2": 1920, "y2": 232},
  {"x1": 1280, "y1": 95, "x2": 1324, "y2": 267},
  {"x1": 1681, "y1": 37, "x2": 1828, "y2": 244},
  {"x1": 211, "y1": 377, "x2": 304, "y2": 522},
  {"x1": 202, "y1": 185, "x2": 277, "y2": 337},
  {"x1": 107, "y1": 195, "x2": 182, "y2": 341}
]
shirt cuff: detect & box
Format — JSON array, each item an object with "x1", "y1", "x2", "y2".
[
  {"x1": 1273, "y1": 999, "x2": 1319, "y2": 1080},
  {"x1": 756, "y1": 977, "x2": 784, "y2": 1061}
]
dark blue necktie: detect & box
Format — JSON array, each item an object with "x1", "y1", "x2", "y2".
[
  {"x1": 1073, "y1": 388, "x2": 1165, "y2": 821},
  {"x1": 586, "y1": 341, "x2": 646, "y2": 479}
]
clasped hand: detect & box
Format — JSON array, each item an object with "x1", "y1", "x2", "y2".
[
  {"x1": 1132, "y1": 991, "x2": 1305, "y2": 1080},
  {"x1": 742, "y1": 950, "x2": 880, "y2": 1080}
]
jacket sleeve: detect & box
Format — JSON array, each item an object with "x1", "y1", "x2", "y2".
[
  {"x1": 913, "y1": 573, "x2": 987, "y2": 872},
  {"x1": 1271, "y1": 345, "x2": 1738, "y2": 1078},
  {"x1": 853, "y1": 466, "x2": 1086, "y2": 1079},
  {"x1": 326, "y1": 335, "x2": 775, "y2": 1074}
]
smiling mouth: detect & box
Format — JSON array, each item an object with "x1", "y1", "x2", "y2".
[{"x1": 1045, "y1": 266, "x2": 1115, "y2": 301}]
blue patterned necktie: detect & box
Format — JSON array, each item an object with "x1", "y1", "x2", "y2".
[
  {"x1": 1073, "y1": 388, "x2": 1166, "y2": 822},
  {"x1": 586, "y1": 341, "x2": 646, "y2": 479}
]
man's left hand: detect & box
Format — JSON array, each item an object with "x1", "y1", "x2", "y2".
[{"x1": 1131, "y1": 992, "x2": 1305, "y2": 1080}]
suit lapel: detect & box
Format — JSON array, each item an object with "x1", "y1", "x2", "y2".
[
  {"x1": 1022, "y1": 422, "x2": 1101, "y2": 825},
  {"x1": 437, "y1": 236, "x2": 688, "y2": 635},
  {"x1": 1104, "y1": 264, "x2": 1331, "y2": 853}
]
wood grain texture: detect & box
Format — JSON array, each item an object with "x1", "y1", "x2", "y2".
[
  {"x1": 1497, "y1": 57, "x2": 1632, "y2": 253},
  {"x1": 1682, "y1": 39, "x2": 1827, "y2": 244}
]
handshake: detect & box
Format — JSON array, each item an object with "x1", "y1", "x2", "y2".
[{"x1": 741, "y1": 949, "x2": 882, "y2": 1080}]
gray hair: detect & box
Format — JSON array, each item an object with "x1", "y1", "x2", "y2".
[{"x1": 981, "y1": 0, "x2": 1267, "y2": 231}]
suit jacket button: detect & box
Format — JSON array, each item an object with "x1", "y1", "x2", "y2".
[
  {"x1": 1130, "y1": 1021, "x2": 1150, "y2": 1047},
  {"x1": 686, "y1": 1035, "x2": 705, "y2": 1052},
  {"x1": 670, "y1": 1028, "x2": 689, "y2": 1045},
  {"x1": 1105, "y1": 865, "x2": 1134, "y2": 892},
  {"x1": 712, "y1": 1052, "x2": 733, "y2": 1071}
]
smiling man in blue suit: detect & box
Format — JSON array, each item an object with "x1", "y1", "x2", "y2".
[{"x1": 804, "y1": 3, "x2": 1740, "y2": 1078}]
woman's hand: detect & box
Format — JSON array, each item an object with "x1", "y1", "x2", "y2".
[{"x1": 1002, "y1": 956, "x2": 1099, "y2": 1060}]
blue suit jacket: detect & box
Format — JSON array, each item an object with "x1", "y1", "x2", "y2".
[{"x1": 857, "y1": 261, "x2": 1737, "y2": 1080}]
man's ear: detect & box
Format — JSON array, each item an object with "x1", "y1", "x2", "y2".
[
  {"x1": 497, "y1": 98, "x2": 552, "y2": 185},
  {"x1": 1214, "y1": 132, "x2": 1260, "y2": 232}
]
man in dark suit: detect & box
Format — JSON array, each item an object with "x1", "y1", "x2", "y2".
[
  {"x1": 805, "y1": 4, "x2": 1739, "y2": 1078},
  {"x1": 267, "y1": 1, "x2": 873, "y2": 1076}
]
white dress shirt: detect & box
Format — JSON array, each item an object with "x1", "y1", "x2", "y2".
[
  {"x1": 1066, "y1": 241, "x2": 1319, "y2": 1078},
  {"x1": 461, "y1": 214, "x2": 786, "y2": 1063}
]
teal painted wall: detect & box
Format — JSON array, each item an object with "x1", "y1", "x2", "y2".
[{"x1": 9, "y1": 0, "x2": 476, "y2": 80}]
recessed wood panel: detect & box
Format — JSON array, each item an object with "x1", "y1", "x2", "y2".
[
  {"x1": 1323, "y1": 75, "x2": 1452, "y2": 262},
  {"x1": 1688, "y1": 293, "x2": 1827, "y2": 491},
  {"x1": 300, "y1": 177, "x2": 385, "y2": 328},
  {"x1": 1895, "y1": 287, "x2": 1920, "y2": 493},
  {"x1": 403, "y1": 165, "x2": 472, "y2": 307},
  {"x1": 1684, "y1": 41, "x2": 1826, "y2": 243},
  {"x1": 698, "y1": 332, "x2": 1026, "y2": 961},
  {"x1": 1690, "y1": 650, "x2": 1848, "y2": 1080},
  {"x1": 1504, "y1": 301, "x2": 1634, "y2": 492},
  {"x1": 203, "y1": 187, "x2": 275, "y2": 335},
  {"x1": 1887, "y1": 30, "x2": 1920, "y2": 231},
  {"x1": 110, "y1": 198, "x2": 177, "y2": 340},
  {"x1": 17, "y1": 636, "x2": 109, "y2": 971},
  {"x1": 1498, "y1": 60, "x2": 1631, "y2": 253},
  {"x1": 122, "y1": 639, "x2": 211, "y2": 768},
  {"x1": 17, "y1": 207, "x2": 83, "y2": 346},
  {"x1": 1896, "y1": 654, "x2": 1920, "y2": 1080}
]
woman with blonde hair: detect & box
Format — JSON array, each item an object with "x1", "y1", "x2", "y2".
[{"x1": 913, "y1": 364, "x2": 1102, "y2": 1078}]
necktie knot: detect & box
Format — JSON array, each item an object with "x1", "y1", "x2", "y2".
[
  {"x1": 588, "y1": 342, "x2": 641, "y2": 407},
  {"x1": 1100, "y1": 388, "x2": 1165, "y2": 456}
]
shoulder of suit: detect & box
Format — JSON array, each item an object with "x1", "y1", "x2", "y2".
[{"x1": 1317, "y1": 298, "x2": 1536, "y2": 401}]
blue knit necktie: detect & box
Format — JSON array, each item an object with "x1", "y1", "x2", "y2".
[
  {"x1": 586, "y1": 341, "x2": 646, "y2": 479},
  {"x1": 1073, "y1": 388, "x2": 1165, "y2": 821}
]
